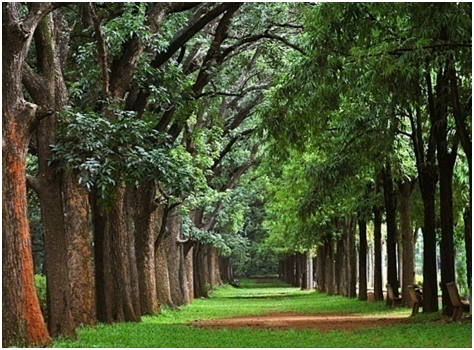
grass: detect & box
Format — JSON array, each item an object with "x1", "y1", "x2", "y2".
[{"x1": 53, "y1": 279, "x2": 472, "y2": 348}]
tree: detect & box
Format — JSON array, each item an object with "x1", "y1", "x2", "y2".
[{"x1": 2, "y1": 2, "x2": 67, "y2": 346}]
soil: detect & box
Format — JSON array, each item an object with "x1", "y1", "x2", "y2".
[{"x1": 190, "y1": 312, "x2": 409, "y2": 332}]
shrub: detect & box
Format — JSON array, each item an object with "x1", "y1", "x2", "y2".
[{"x1": 35, "y1": 274, "x2": 47, "y2": 318}]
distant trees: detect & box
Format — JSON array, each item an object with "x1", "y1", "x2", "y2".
[{"x1": 261, "y1": 2, "x2": 471, "y2": 312}]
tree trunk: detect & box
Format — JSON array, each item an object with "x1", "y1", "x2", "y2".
[
  {"x1": 464, "y1": 205, "x2": 472, "y2": 291},
  {"x1": 436, "y1": 122, "x2": 457, "y2": 316},
  {"x1": 3, "y1": 125, "x2": 50, "y2": 347},
  {"x1": 373, "y1": 204, "x2": 384, "y2": 301},
  {"x1": 185, "y1": 246, "x2": 195, "y2": 302},
  {"x1": 167, "y1": 214, "x2": 186, "y2": 306},
  {"x1": 194, "y1": 242, "x2": 211, "y2": 298},
  {"x1": 62, "y1": 171, "x2": 96, "y2": 326},
  {"x1": 347, "y1": 217, "x2": 357, "y2": 298},
  {"x1": 133, "y1": 183, "x2": 159, "y2": 315},
  {"x1": 398, "y1": 179, "x2": 415, "y2": 307},
  {"x1": 2, "y1": 3, "x2": 57, "y2": 344},
  {"x1": 93, "y1": 186, "x2": 141, "y2": 323},
  {"x1": 326, "y1": 240, "x2": 336, "y2": 296},
  {"x1": 335, "y1": 234, "x2": 345, "y2": 295},
  {"x1": 316, "y1": 245, "x2": 325, "y2": 292},
  {"x1": 358, "y1": 216, "x2": 368, "y2": 301},
  {"x1": 155, "y1": 233, "x2": 173, "y2": 306},
  {"x1": 419, "y1": 167, "x2": 439, "y2": 312},
  {"x1": 382, "y1": 164, "x2": 399, "y2": 298}
]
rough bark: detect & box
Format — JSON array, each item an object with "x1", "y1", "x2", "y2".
[
  {"x1": 3, "y1": 115, "x2": 50, "y2": 347},
  {"x1": 133, "y1": 183, "x2": 159, "y2": 315},
  {"x1": 2, "y1": 2, "x2": 67, "y2": 346},
  {"x1": 93, "y1": 186, "x2": 141, "y2": 323},
  {"x1": 167, "y1": 214, "x2": 187, "y2": 306},
  {"x1": 62, "y1": 171, "x2": 95, "y2": 326}
]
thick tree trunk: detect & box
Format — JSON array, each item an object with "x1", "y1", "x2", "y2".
[
  {"x1": 2, "y1": 4, "x2": 73, "y2": 345},
  {"x1": 437, "y1": 132, "x2": 457, "y2": 316},
  {"x1": 194, "y1": 242, "x2": 211, "y2": 298},
  {"x1": 34, "y1": 114, "x2": 76, "y2": 338},
  {"x1": 155, "y1": 234, "x2": 173, "y2": 306},
  {"x1": 93, "y1": 186, "x2": 141, "y2": 323},
  {"x1": 167, "y1": 214, "x2": 186, "y2": 306},
  {"x1": 373, "y1": 204, "x2": 384, "y2": 301},
  {"x1": 133, "y1": 183, "x2": 159, "y2": 315},
  {"x1": 62, "y1": 171, "x2": 96, "y2": 326},
  {"x1": 399, "y1": 179, "x2": 415, "y2": 307},
  {"x1": 209, "y1": 246, "x2": 222, "y2": 288},
  {"x1": 358, "y1": 216, "x2": 367, "y2": 301},
  {"x1": 419, "y1": 168, "x2": 439, "y2": 312},
  {"x1": 382, "y1": 164, "x2": 399, "y2": 298},
  {"x1": 3, "y1": 128, "x2": 50, "y2": 347}
]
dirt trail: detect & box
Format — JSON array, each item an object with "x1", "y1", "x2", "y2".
[{"x1": 191, "y1": 312, "x2": 409, "y2": 332}]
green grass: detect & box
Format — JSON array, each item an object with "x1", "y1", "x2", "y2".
[{"x1": 53, "y1": 279, "x2": 472, "y2": 348}]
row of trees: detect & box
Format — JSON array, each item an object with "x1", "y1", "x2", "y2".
[
  {"x1": 262, "y1": 2, "x2": 471, "y2": 312},
  {"x1": 2, "y1": 2, "x2": 304, "y2": 347}
]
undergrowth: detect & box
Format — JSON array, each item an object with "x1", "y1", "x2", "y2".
[{"x1": 53, "y1": 279, "x2": 472, "y2": 348}]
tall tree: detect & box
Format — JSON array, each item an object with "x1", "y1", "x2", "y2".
[{"x1": 2, "y1": 2, "x2": 67, "y2": 346}]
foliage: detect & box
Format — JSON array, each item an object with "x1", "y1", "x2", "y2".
[
  {"x1": 34, "y1": 274, "x2": 47, "y2": 317},
  {"x1": 52, "y1": 105, "x2": 206, "y2": 200}
]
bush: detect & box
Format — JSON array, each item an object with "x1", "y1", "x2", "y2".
[{"x1": 35, "y1": 274, "x2": 47, "y2": 318}]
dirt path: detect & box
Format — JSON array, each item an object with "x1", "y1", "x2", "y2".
[{"x1": 191, "y1": 312, "x2": 409, "y2": 332}]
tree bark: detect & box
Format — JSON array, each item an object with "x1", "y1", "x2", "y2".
[
  {"x1": 194, "y1": 242, "x2": 211, "y2": 298},
  {"x1": 3, "y1": 119, "x2": 50, "y2": 347},
  {"x1": 347, "y1": 217, "x2": 357, "y2": 298},
  {"x1": 358, "y1": 216, "x2": 368, "y2": 301},
  {"x1": 316, "y1": 245, "x2": 325, "y2": 292},
  {"x1": 398, "y1": 179, "x2": 415, "y2": 307},
  {"x1": 93, "y1": 186, "x2": 141, "y2": 323},
  {"x1": 382, "y1": 164, "x2": 399, "y2": 298},
  {"x1": 326, "y1": 240, "x2": 336, "y2": 296},
  {"x1": 133, "y1": 183, "x2": 159, "y2": 315},
  {"x1": 2, "y1": 2, "x2": 69, "y2": 346},
  {"x1": 373, "y1": 203, "x2": 384, "y2": 301}
]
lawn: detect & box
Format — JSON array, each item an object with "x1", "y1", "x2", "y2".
[{"x1": 53, "y1": 279, "x2": 472, "y2": 348}]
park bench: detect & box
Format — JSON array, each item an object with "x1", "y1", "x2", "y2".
[
  {"x1": 386, "y1": 284, "x2": 402, "y2": 309},
  {"x1": 407, "y1": 285, "x2": 423, "y2": 316},
  {"x1": 446, "y1": 282, "x2": 470, "y2": 321}
]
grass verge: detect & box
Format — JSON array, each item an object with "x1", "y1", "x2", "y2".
[{"x1": 53, "y1": 279, "x2": 472, "y2": 348}]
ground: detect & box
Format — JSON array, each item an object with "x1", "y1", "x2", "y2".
[{"x1": 191, "y1": 312, "x2": 408, "y2": 332}]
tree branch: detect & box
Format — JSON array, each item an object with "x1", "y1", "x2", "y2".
[
  {"x1": 89, "y1": 2, "x2": 109, "y2": 96},
  {"x1": 26, "y1": 174, "x2": 43, "y2": 194}
]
